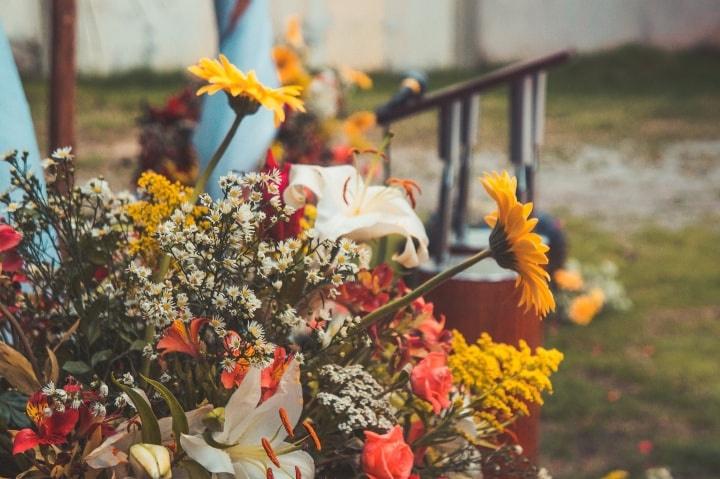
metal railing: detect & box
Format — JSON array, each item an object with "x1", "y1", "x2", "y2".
[{"x1": 375, "y1": 50, "x2": 573, "y2": 264}]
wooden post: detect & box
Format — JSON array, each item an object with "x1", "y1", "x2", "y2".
[{"x1": 49, "y1": 0, "x2": 76, "y2": 155}]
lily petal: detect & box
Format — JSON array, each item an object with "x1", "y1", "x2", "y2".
[
  {"x1": 236, "y1": 361, "x2": 302, "y2": 446},
  {"x1": 180, "y1": 433, "x2": 235, "y2": 474},
  {"x1": 216, "y1": 367, "x2": 262, "y2": 444}
]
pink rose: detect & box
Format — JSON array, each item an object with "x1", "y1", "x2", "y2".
[
  {"x1": 410, "y1": 351, "x2": 453, "y2": 413},
  {"x1": 362, "y1": 426, "x2": 414, "y2": 479}
]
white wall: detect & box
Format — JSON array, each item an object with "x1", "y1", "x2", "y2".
[
  {"x1": 475, "y1": 0, "x2": 720, "y2": 61},
  {"x1": 1, "y1": 0, "x2": 719, "y2": 74}
]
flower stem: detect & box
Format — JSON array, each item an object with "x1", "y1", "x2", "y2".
[
  {"x1": 141, "y1": 112, "x2": 243, "y2": 379},
  {"x1": 189, "y1": 113, "x2": 244, "y2": 205},
  {"x1": 358, "y1": 248, "x2": 493, "y2": 331}
]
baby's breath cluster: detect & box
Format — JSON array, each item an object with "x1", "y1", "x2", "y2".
[
  {"x1": 130, "y1": 169, "x2": 361, "y2": 371},
  {"x1": 316, "y1": 364, "x2": 395, "y2": 435}
]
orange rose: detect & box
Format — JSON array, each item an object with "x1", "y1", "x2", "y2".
[
  {"x1": 410, "y1": 351, "x2": 453, "y2": 413},
  {"x1": 362, "y1": 426, "x2": 414, "y2": 479}
]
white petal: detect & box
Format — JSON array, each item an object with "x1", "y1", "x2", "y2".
[
  {"x1": 179, "y1": 434, "x2": 234, "y2": 474},
  {"x1": 186, "y1": 404, "x2": 214, "y2": 435},
  {"x1": 284, "y1": 164, "x2": 358, "y2": 209},
  {"x1": 236, "y1": 361, "x2": 303, "y2": 446},
  {"x1": 272, "y1": 448, "x2": 315, "y2": 479},
  {"x1": 216, "y1": 367, "x2": 262, "y2": 444},
  {"x1": 84, "y1": 423, "x2": 141, "y2": 468}
]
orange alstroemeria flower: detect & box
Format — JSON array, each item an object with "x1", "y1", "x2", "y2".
[{"x1": 157, "y1": 318, "x2": 208, "y2": 358}]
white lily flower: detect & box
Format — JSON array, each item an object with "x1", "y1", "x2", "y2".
[
  {"x1": 85, "y1": 396, "x2": 211, "y2": 473},
  {"x1": 180, "y1": 361, "x2": 314, "y2": 479},
  {"x1": 283, "y1": 164, "x2": 429, "y2": 268}
]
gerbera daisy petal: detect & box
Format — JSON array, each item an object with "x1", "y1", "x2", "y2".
[
  {"x1": 481, "y1": 171, "x2": 556, "y2": 317},
  {"x1": 188, "y1": 55, "x2": 305, "y2": 125}
]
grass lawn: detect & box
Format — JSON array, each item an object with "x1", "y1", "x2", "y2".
[
  {"x1": 541, "y1": 219, "x2": 720, "y2": 479},
  {"x1": 19, "y1": 45, "x2": 720, "y2": 477}
]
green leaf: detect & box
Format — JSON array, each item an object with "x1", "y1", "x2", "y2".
[
  {"x1": 180, "y1": 459, "x2": 211, "y2": 479},
  {"x1": 62, "y1": 360, "x2": 91, "y2": 375},
  {"x1": 130, "y1": 340, "x2": 147, "y2": 351},
  {"x1": 90, "y1": 349, "x2": 113, "y2": 367},
  {"x1": 111, "y1": 375, "x2": 161, "y2": 444},
  {"x1": 141, "y1": 374, "x2": 188, "y2": 452},
  {"x1": 0, "y1": 391, "x2": 31, "y2": 428}
]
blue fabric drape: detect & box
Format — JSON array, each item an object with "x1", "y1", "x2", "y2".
[
  {"x1": 0, "y1": 24, "x2": 45, "y2": 202},
  {"x1": 193, "y1": 0, "x2": 278, "y2": 198}
]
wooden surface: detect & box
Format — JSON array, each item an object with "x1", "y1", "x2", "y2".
[
  {"x1": 50, "y1": 0, "x2": 76, "y2": 155},
  {"x1": 421, "y1": 274, "x2": 543, "y2": 461}
]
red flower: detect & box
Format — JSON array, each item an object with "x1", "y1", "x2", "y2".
[
  {"x1": 12, "y1": 392, "x2": 79, "y2": 455},
  {"x1": 410, "y1": 352, "x2": 453, "y2": 414},
  {"x1": 262, "y1": 150, "x2": 305, "y2": 240},
  {"x1": 260, "y1": 347, "x2": 292, "y2": 401},
  {"x1": 637, "y1": 439, "x2": 654, "y2": 455},
  {"x1": 157, "y1": 318, "x2": 207, "y2": 358},
  {"x1": 0, "y1": 223, "x2": 23, "y2": 277},
  {"x1": 362, "y1": 426, "x2": 414, "y2": 479},
  {"x1": 405, "y1": 312, "x2": 452, "y2": 358},
  {"x1": 0, "y1": 224, "x2": 22, "y2": 253},
  {"x1": 221, "y1": 360, "x2": 250, "y2": 389},
  {"x1": 338, "y1": 264, "x2": 395, "y2": 313}
]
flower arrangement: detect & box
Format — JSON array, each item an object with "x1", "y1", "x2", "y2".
[
  {"x1": 552, "y1": 259, "x2": 630, "y2": 326},
  {"x1": 0, "y1": 55, "x2": 562, "y2": 479}
]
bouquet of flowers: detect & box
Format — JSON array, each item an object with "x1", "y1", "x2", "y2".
[{"x1": 0, "y1": 54, "x2": 562, "y2": 479}]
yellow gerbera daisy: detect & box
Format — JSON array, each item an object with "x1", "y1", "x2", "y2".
[
  {"x1": 481, "y1": 171, "x2": 556, "y2": 316},
  {"x1": 188, "y1": 54, "x2": 305, "y2": 126}
]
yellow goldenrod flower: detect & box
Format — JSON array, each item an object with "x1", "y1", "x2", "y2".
[
  {"x1": 553, "y1": 268, "x2": 584, "y2": 291},
  {"x1": 568, "y1": 288, "x2": 605, "y2": 325},
  {"x1": 126, "y1": 172, "x2": 199, "y2": 258},
  {"x1": 448, "y1": 330, "x2": 563, "y2": 431},
  {"x1": 481, "y1": 171, "x2": 556, "y2": 317},
  {"x1": 188, "y1": 54, "x2": 305, "y2": 126}
]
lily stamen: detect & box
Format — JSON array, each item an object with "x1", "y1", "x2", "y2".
[
  {"x1": 302, "y1": 419, "x2": 322, "y2": 451},
  {"x1": 279, "y1": 408, "x2": 294, "y2": 437},
  {"x1": 261, "y1": 437, "x2": 281, "y2": 467},
  {"x1": 295, "y1": 465, "x2": 302, "y2": 479},
  {"x1": 266, "y1": 467, "x2": 275, "y2": 479}
]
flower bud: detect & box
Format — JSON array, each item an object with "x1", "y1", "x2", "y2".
[{"x1": 128, "y1": 443, "x2": 172, "y2": 479}]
